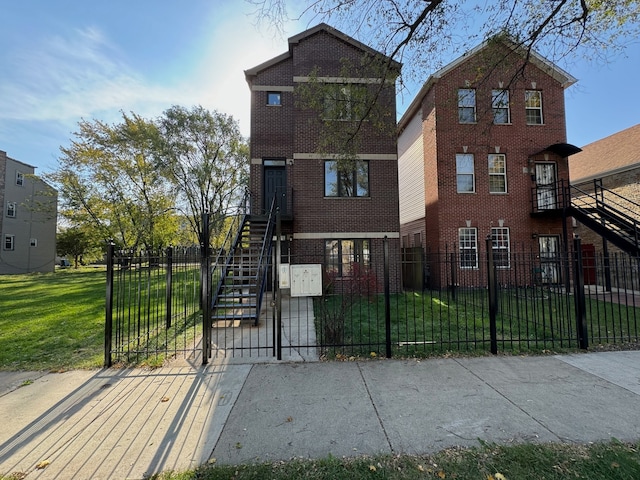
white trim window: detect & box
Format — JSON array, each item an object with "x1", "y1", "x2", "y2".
[
  {"x1": 488, "y1": 154, "x2": 507, "y2": 193},
  {"x1": 525, "y1": 90, "x2": 543, "y2": 124},
  {"x1": 492, "y1": 89, "x2": 510, "y2": 124},
  {"x1": 30, "y1": 238, "x2": 38, "y2": 247},
  {"x1": 458, "y1": 88, "x2": 476, "y2": 123},
  {"x1": 16, "y1": 172, "x2": 24, "y2": 186},
  {"x1": 4, "y1": 234, "x2": 15, "y2": 251},
  {"x1": 491, "y1": 227, "x2": 511, "y2": 268},
  {"x1": 456, "y1": 153, "x2": 475, "y2": 193},
  {"x1": 459, "y1": 227, "x2": 478, "y2": 269},
  {"x1": 6, "y1": 202, "x2": 16, "y2": 218}
]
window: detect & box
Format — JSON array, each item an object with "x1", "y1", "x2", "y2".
[
  {"x1": 267, "y1": 91, "x2": 281, "y2": 105},
  {"x1": 458, "y1": 88, "x2": 476, "y2": 123},
  {"x1": 459, "y1": 228, "x2": 478, "y2": 269},
  {"x1": 16, "y1": 172, "x2": 24, "y2": 186},
  {"x1": 525, "y1": 90, "x2": 543, "y2": 124},
  {"x1": 538, "y1": 236, "x2": 560, "y2": 283},
  {"x1": 30, "y1": 238, "x2": 38, "y2": 247},
  {"x1": 492, "y1": 89, "x2": 510, "y2": 124},
  {"x1": 324, "y1": 159, "x2": 369, "y2": 197},
  {"x1": 323, "y1": 84, "x2": 365, "y2": 121},
  {"x1": 4, "y1": 235, "x2": 14, "y2": 251},
  {"x1": 6, "y1": 202, "x2": 16, "y2": 218},
  {"x1": 491, "y1": 227, "x2": 510, "y2": 268},
  {"x1": 325, "y1": 239, "x2": 370, "y2": 277},
  {"x1": 456, "y1": 153, "x2": 475, "y2": 193},
  {"x1": 488, "y1": 154, "x2": 507, "y2": 193}
]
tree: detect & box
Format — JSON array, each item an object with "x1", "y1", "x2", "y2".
[
  {"x1": 49, "y1": 113, "x2": 177, "y2": 250},
  {"x1": 56, "y1": 227, "x2": 99, "y2": 268},
  {"x1": 250, "y1": 1, "x2": 640, "y2": 91},
  {"x1": 155, "y1": 106, "x2": 249, "y2": 247}
]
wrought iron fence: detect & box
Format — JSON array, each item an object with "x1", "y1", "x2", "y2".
[{"x1": 105, "y1": 235, "x2": 640, "y2": 366}]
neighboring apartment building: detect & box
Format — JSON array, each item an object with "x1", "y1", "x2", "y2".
[
  {"x1": 0, "y1": 150, "x2": 57, "y2": 274},
  {"x1": 397, "y1": 37, "x2": 580, "y2": 287},
  {"x1": 245, "y1": 23, "x2": 402, "y2": 291},
  {"x1": 569, "y1": 123, "x2": 640, "y2": 252}
]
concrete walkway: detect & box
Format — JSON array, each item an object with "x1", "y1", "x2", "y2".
[{"x1": 2, "y1": 351, "x2": 640, "y2": 479}]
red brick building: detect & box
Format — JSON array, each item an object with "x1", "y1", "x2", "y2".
[
  {"x1": 398, "y1": 37, "x2": 580, "y2": 286},
  {"x1": 245, "y1": 24, "x2": 402, "y2": 291}
]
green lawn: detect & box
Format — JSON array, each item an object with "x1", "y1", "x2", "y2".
[
  {"x1": 0, "y1": 267, "x2": 106, "y2": 371},
  {"x1": 148, "y1": 440, "x2": 640, "y2": 480}
]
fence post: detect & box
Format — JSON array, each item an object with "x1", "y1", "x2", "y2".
[
  {"x1": 384, "y1": 236, "x2": 392, "y2": 358},
  {"x1": 572, "y1": 236, "x2": 589, "y2": 349},
  {"x1": 486, "y1": 237, "x2": 498, "y2": 354},
  {"x1": 201, "y1": 213, "x2": 211, "y2": 365},
  {"x1": 276, "y1": 208, "x2": 282, "y2": 361},
  {"x1": 104, "y1": 241, "x2": 115, "y2": 367},
  {"x1": 166, "y1": 246, "x2": 173, "y2": 329},
  {"x1": 449, "y1": 252, "x2": 457, "y2": 301}
]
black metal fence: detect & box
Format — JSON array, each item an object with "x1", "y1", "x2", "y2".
[{"x1": 105, "y1": 236, "x2": 640, "y2": 366}]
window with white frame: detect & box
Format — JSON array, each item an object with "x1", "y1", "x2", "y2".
[
  {"x1": 492, "y1": 89, "x2": 510, "y2": 124},
  {"x1": 459, "y1": 227, "x2": 478, "y2": 269},
  {"x1": 324, "y1": 159, "x2": 369, "y2": 197},
  {"x1": 16, "y1": 172, "x2": 24, "y2": 186},
  {"x1": 456, "y1": 153, "x2": 475, "y2": 193},
  {"x1": 325, "y1": 239, "x2": 370, "y2": 277},
  {"x1": 30, "y1": 238, "x2": 38, "y2": 247},
  {"x1": 6, "y1": 202, "x2": 16, "y2": 218},
  {"x1": 458, "y1": 88, "x2": 476, "y2": 123},
  {"x1": 525, "y1": 90, "x2": 543, "y2": 124},
  {"x1": 488, "y1": 154, "x2": 507, "y2": 193},
  {"x1": 4, "y1": 234, "x2": 15, "y2": 251},
  {"x1": 491, "y1": 227, "x2": 510, "y2": 268}
]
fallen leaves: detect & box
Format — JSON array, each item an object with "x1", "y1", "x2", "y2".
[{"x1": 35, "y1": 460, "x2": 50, "y2": 470}]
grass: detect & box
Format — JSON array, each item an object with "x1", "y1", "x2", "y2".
[
  {"x1": 315, "y1": 287, "x2": 640, "y2": 358},
  {"x1": 0, "y1": 267, "x2": 106, "y2": 371},
  {"x1": 146, "y1": 440, "x2": 640, "y2": 480}
]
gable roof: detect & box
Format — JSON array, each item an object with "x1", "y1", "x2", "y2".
[
  {"x1": 569, "y1": 123, "x2": 640, "y2": 182},
  {"x1": 245, "y1": 23, "x2": 400, "y2": 81},
  {"x1": 398, "y1": 36, "x2": 577, "y2": 132}
]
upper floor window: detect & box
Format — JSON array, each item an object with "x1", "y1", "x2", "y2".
[
  {"x1": 325, "y1": 239, "x2": 370, "y2": 277},
  {"x1": 4, "y1": 234, "x2": 15, "y2": 251},
  {"x1": 267, "y1": 91, "x2": 282, "y2": 105},
  {"x1": 6, "y1": 202, "x2": 16, "y2": 218},
  {"x1": 525, "y1": 90, "x2": 543, "y2": 124},
  {"x1": 492, "y1": 89, "x2": 510, "y2": 124},
  {"x1": 30, "y1": 238, "x2": 38, "y2": 247},
  {"x1": 323, "y1": 84, "x2": 365, "y2": 121},
  {"x1": 459, "y1": 227, "x2": 478, "y2": 269},
  {"x1": 324, "y1": 159, "x2": 369, "y2": 197},
  {"x1": 488, "y1": 154, "x2": 507, "y2": 193},
  {"x1": 16, "y1": 172, "x2": 24, "y2": 186},
  {"x1": 456, "y1": 153, "x2": 475, "y2": 193},
  {"x1": 491, "y1": 227, "x2": 511, "y2": 268},
  {"x1": 458, "y1": 88, "x2": 476, "y2": 123}
]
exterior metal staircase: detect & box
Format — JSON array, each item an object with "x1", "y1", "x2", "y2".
[
  {"x1": 211, "y1": 195, "x2": 276, "y2": 326},
  {"x1": 568, "y1": 180, "x2": 640, "y2": 257}
]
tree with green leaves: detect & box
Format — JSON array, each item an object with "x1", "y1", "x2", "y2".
[
  {"x1": 48, "y1": 112, "x2": 177, "y2": 250},
  {"x1": 56, "y1": 227, "x2": 100, "y2": 268},
  {"x1": 155, "y1": 106, "x2": 249, "y2": 247},
  {"x1": 251, "y1": 0, "x2": 640, "y2": 95}
]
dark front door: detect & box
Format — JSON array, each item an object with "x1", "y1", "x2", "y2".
[{"x1": 264, "y1": 166, "x2": 287, "y2": 215}]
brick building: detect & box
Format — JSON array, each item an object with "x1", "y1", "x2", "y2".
[
  {"x1": 244, "y1": 23, "x2": 402, "y2": 291},
  {"x1": 569, "y1": 123, "x2": 640, "y2": 253},
  {"x1": 1, "y1": 150, "x2": 57, "y2": 274},
  {"x1": 398, "y1": 37, "x2": 580, "y2": 287}
]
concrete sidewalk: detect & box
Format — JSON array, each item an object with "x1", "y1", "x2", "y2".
[{"x1": 2, "y1": 351, "x2": 640, "y2": 479}]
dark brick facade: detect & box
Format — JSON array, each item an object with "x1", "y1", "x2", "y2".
[{"x1": 245, "y1": 24, "x2": 402, "y2": 291}]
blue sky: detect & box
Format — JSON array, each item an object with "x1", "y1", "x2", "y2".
[{"x1": 1, "y1": 1, "x2": 639, "y2": 173}]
